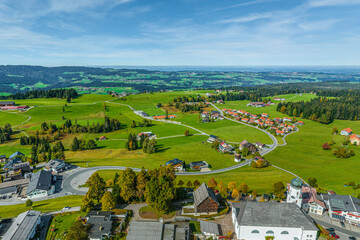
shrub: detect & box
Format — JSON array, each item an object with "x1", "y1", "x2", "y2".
[{"x1": 322, "y1": 143, "x2": 332, "y2": 150}]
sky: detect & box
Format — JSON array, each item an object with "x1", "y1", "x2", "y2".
[{"x1": 0, "y1": 0, "x2": 359, "y2": 66}]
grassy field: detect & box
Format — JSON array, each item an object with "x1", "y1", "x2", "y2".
[
  {"x1": 46, "y1": 211, "x2": 84, "y2": 240},
  {"x1": 0, "y1": 196, "x2": 82, "y2": 219}
]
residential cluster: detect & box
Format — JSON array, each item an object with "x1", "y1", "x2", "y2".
[
  {"x1": 222, "y1": 108, "x2": 304, "y2": 136},
  {"x1": 200, "y1": 110, "x2": 224, "y2": 122},
  {"x1": 0, "y1": 151, "x2": 70, "y2": 200},
  {"x1": 246, "y1": 101, "x2": 275, "y2": 108}
]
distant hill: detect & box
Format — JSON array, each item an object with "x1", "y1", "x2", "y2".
[{"x1": 0, "y1": 65, "x2": 359, "y2": 95}]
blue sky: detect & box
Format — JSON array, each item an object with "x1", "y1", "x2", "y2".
[{"x1": 0, "y1": 0, "x2": 359, "y2": 66}]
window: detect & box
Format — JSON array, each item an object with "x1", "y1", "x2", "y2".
[
  {"x1": 251, "y1": 230, "x2": 259, "y2": 234},
  {"x1": 266, "y1": 230, "x2": 274, "y2": 234},
  {"x1": 281, "y1": 231, "x2": 289, "y2": 234}
]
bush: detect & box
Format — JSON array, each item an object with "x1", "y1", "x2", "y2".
[
  {"x1": 322, "y1": 143, "x2": 332, "y2": 150},
  {"x1": 333, "y1": 147, "x2": 355, "y2": 158}
]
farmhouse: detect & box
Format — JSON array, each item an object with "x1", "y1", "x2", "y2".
[
  {"x1": 166, "y1": 158, "x2": 184, "y2": 171},
  {"x1": 0, "y1": 154, "x2": 6, "y2": 163},
  {"x1": 283, "y1": 117, "x2": 292, "y2": 122},
  {"x1": 137, "y1": 132, "x2": 156, "y2": 140},
  {"x1": 286, "y1": 178, "x2": 326, "y2": 215},
  {"x1": 219, "y1": 142, "x2": 234, "y2": 153},
  {"x1": 99, "y1": 136, "x2": 107, "y2": 141},
  {"x1": 0, "y1": 101, "x2": 15, "y2": 106},
  {"x1": 350, "y1": 134, "x2": 360, "y2": 145},
  {"x1": 2, "y1": 210, "x2": 41, "y2": 240},
  {"x1": 276, "y1": 130, "x2": 285, "y2": 136},
  {"x1": 247, "y1": 102, "x2": 265, "y2": 108},
  {"x1": 189, "y1": 161, "x2": 208, "y2": 170},
  {"x1": 232, "y1": 202, "x2": 318, "y2": 240},
  {"x1": 26, "y1": 170, "x2": 55, "y2": 199},
  {"x1": 255, "y1": 142, "x2": 265, "y2": 149},
  {"x1": 341, "y1": 128, "x2": 353, "y2": 136},
  {"x1": 1, "y1": 105, "x2": 28, "y2": 110},
  {"x1": 328, "y1": 194, "x2": 360, "y2": 226},
  {"x1": 207, "y1": 135, "x2": 218, "y2": 143},
  {"x1": 234, "y1": 153, "x2": 242, "y2": 163},
  {"x1": 193, "y1": 183, "x2": 219, "y2": 215}
]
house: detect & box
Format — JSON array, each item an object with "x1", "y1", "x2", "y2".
[
  {"x1": 207, "y1": 135, "x2": 219, "y2": 143},
  {"x1": 328, "y1": 194, "x2": 360, "y2": 226},
  {"x1": 85, "y1": 211, "x2": 113, "y2": 240},
  {"x1": 219, "y1": 142, "x2": 234, "y2": 153},
  {"x1": 99, "y1": 136, "x2": 107, "y2": 141},
  {"x1": 276, "y1": 130, "x2": 285, "y2": 136},
  {"x1": 247, "y1": 102, "x2": 265, "y2": 108},
  {"x1": 296, "y1": 121, "x2": 304, "y2": 126},
  {"x1": 44, "y1": 159, "x2": 67, "y2": 173},
  {"x1": 13, "y1": 161, "x2": 31, "y2": 173},
  {"x1": 0, "y1": 101, "x2": 15, "y2": 107},
  {"x1": 350, "y1": 134, "x2": 360, "y2": 145},
  {"x1": 193, "y1": 183, "x2": 219, "y2": 215},
  {"x1": 137, "y1": 132, "x2": 156, "y2": 140},
  {"x1": 210, "y1": 111, "x2": 221, "y2": 118},
  {"x1": 232, "y1": 202, "x2": 318, "y2": 240},
  {"x1": 234, "y1": 153, "x2": 242, "y2": 163},
  {"x1": 341, "y1": 128, "x2": 353, "y2": 136},
  {"x1": 201, "y1": 111, "x2": 209, "y2": 118},
  {"x1": 26, "y1": 170, "x2": 55, "y2": 199},
  {"x1": 0, "y1": 186, "x2": 17, "y2": 197},
  {"x1": 9, "y1": 151, "x2": 25, "y2": 160},
  {"x1": 273, "y1": 117, "x2": 282, "y2": 123},
  {"x1": 261, "y1": 113, "x2": 269, "y2": 118},
  {"x1": 189, "y1": 161, "x2": 209, "y2": 170},
  {"x1": 2, "y1": 210, "x2": 41, "y2": 240},
  {"x1": 253, "y1": 156, "x2": 265, "y2": 163},
  {"x1": 283, "y1": 117, "x2": 292, "y2": 122},
  {"x1": 239, "y1": 140, "x2": 258, "y2": 154},
  {"x1": 273, "y1": 97, "x2": 285, "y2": 101},
  {"x1": 286, "y1": 178, "x2": 326, "y2": 215},
  {"x1": 216, "y1": 100, "x2": 224, "y2": 104},
  {"x1": 200, "y1": 220, "x2": 221, "y2": 237},
  {"x1": 1, "y1": 106, "x2": 27, "y2": 110},
  {"x1": 0, "y1": 154, "x2": 6, "y2": 163},
  {"x1": 3, "y1": 157, "x2": 28, "y2": 172},
  {"x1": 166, "y1": 158, "x2": 184, "y2": 171},
  {"x1": 127, "y1": 221, "x2": 190, "y2": 240},
  {"x1": 255, "y1": 142, "x2": 265, "y2": 149}
]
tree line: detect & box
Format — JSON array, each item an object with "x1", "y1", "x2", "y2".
[
  {"x1": 0, "y1": 124, "x2": 13, "y2": 144},
  {"x1": 125, "y1": 133, "x2": 157, "y2": 154},
  {"x1": 0, "y1": 88, "x2": 78, "y2": 101}
]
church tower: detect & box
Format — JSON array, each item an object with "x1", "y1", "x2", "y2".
[{"x1": 287, "y1": 177, "x2": 303, "y2": 208}]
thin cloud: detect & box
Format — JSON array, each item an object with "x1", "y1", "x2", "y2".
[
  {"x1": 307, "y1": 0, "x2": 360, "y2": 7},
  {"x1": 208, "y1": 0, "x2": 277, "y2": 13},
  {"x1": 215, "y1": 12, "x2": 273, "y2": 24}
]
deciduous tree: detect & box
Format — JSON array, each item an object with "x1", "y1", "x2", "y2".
[
  {"x1": 273, "y1": 182, "x2": 285, "y2": 199},
  {"x1": 86, "y1": 173, "x2": 106, "y2": 203},
  {"x1": 208, "y1": 177, "x2": 217, "y2": 190},
  {"x1": 67, "y1": 220, "x2": 88, "y2": 240},
  {"x1": 238, "y1": 183, "x2": 249, "y2": 194},
  {"x1": 101, "y1": 191, "x2": 116, "y2": 211}
]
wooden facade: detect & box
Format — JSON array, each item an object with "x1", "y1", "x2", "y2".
[{"x1": 196, "y1": 197, "x2": 219, "y2": 214}]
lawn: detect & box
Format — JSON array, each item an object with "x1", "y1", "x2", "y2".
[
  {"x1": 0, "y1": 196, "x2": 83, "y2": 219},
  {"x1": 139, "y1": 205, "x2": 175, "y2": 219},
  {"x1": 46, "y1": 211, "x2": 84, "y2": 240}
]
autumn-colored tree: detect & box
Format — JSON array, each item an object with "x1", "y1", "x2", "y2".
[
  {"x1": 184, "y1": 129, "x2": 190, "y2": 136},
  {"x1": 208, "y1": 177, "x2": 217, "y2": 190},
  {"x1": 238, "y1": 183, "x2": 249, "y2": 194},
  {"x1": 177, "y1": 180, "x2": 184, "y2": 187},
  {"x1": 86, "y1": 173, "x2": 106, "y2": 203},
  {"x1": 218, "y1": 182, "x2": 228, "y2": 198},
  {"x1": 106, "y1": 179, "x2": 114, "y2": 187},
  {"x1": 273, "y1": 182, "x2": 286, "y2": 199},
  {"x1": 332, "y1": 127, "x2": 338, "y2": 134},
  {"x1": 228, "y1": 181, "x2": 237, "y2": 191},
  {"x1": 117, "y1": 168, "x2": 137, "y2": 202},
  {"x1": 186, "y1": 181, "x2": 193, "y2": 188},
  {"x1": 145, "y1": 175, "x2": 175, "y2": 213},
  {"x1": 101, "y1": 191, "x2": 116, "y2": 211},
  {"x1": 136, "y1": 168, "x2": 148, "y2": 201},
  {"x1": 193, "y1": 180, "x2": 201, "y2": 188},
  {"x1": 81, "y1": 194, "x2": 94, "y2": 212},
  {"x1": 67, "y1": 220, "x2": 88, "y2": 240},
  {"x1": 231, "y1": 188, "x2": 240, "y2": 199},
  {"x1": 280, "y1": 105, "x2": 287, "y2": 113},
  {"x1": 252, "y1": 190, "x2": 258, "y2": 199}
]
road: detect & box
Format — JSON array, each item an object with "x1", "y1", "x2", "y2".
[{"x1": 315, "y1": 218, "x2": 360, "y2": 239}]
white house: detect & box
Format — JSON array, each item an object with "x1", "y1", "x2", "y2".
[
  {"x1": 341, "y1": 128, "x2": 353, "y2": 136},
  {"x1": 2, "y1": 210, "x2": 41, "y2": 240},
  {"x1": 286, "y1": 178, "x2": 326, "y2": 215},
  {"x1": 232, "y1": 202, "x2": 318, "y2": 240},
  {"x1": 26, "y1": 170, "x2": 55, "y2": 199},
  {"x1": 328, "y1": 194, "x2": 360, "y2": 226}
]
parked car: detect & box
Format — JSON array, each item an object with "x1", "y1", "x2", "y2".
[
  {"x1": 331, "y1": 233, "x2": 340, "y2": 239},
  {"x1": 326, "y1": 228, "x2": 335, "y2": 232},
  {"x1": 340, "y1": 221, "x2": 346, "y2": 227},
  {"x1": 348, "y1": 237, "x2": 356, "y2": 240},
  {"x1": 63, "y1": 206, "x2": 71, "y2": 210}
]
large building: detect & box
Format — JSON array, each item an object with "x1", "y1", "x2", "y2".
[
  {"x1": 44, "y1": 159, "x2": 67, "y2": 173},
  {"x1": 328, "y1": 194, "x2": 360, "y2": 226},
  {"x1": 286, "y1": 178, "x2": 326, "y2": 215},
  {"x1": 232, "y1": 202, "x2": 318, "y2": 240},
  {"x1": 26, "y1": 170, "x2": 55, "y2": 199},
  {"x1": 193, "y1": 183, "x2": 219, "y2": 215},
  {"x1": 126, "y1": 221, "x2": 190, "y2": 240},
  {"x1": 2, "y1": 210, "x2": 41, "y2": 240}
]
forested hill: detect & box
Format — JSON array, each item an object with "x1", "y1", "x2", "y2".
[{"x1": 0, "y1": 65, "x2": 360, "y2": 95}]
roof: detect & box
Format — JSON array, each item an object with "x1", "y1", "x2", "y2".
[
  {"x1": 200, "y1": 220, "x2": 220, "y2": 235},
  {"x1": 2, "y1": 210, "x2": 41, "y2": 240},
  {"x1": 342, "y1": 128, "x2": 353, "y2": 133},
  {"x1": 87, "y1": 212, "x2": 113, "y2": 239},
  {"x1": 291, "y1": 178, "x2": 303, "y2": 188},
  {"x1": 328, "y1": 195, "x2": 360, "y2": 213},
  {"x1": 0, "y1": 101, "x2": 15, "y2": 105},
  {"x1": 209, "y1": 135, "x2": 218, "y2": 139},
  {"x1": 166, "y1": 158, "x2": 183, "y2": 166},
  {"x1": 0, "y1": 178, "x2": 29, "y2": 189},
  {"x1": 256, "y1": 142, "x2": 265, "y2": 146},
  {"x1": 126, "y1": 221, "x2": 189, "y2": 240},
  {"x1": 44, "y1": 159, "x2": 65, "y2": 170},
  {"x1": 86, "y1": 211, "x2": 112, "y2": 218},
  {"x1": 232, "y1": 202, "x2": 318, "y2": 231},
  {"x1": 0, "y1": 154, "x2": 6, "y2": 158},
  {"x1": 189, "y1": 161, "x2": 207, "y2": 167},
  {"x1": 9, "y1": 151, "x2": 24, "y2": 160},
  {"x1": 0, "y1": 186, "x2": 17, "y2": 195},
  {"x1": 26, "y1": 170, "x2": 52, "y2": 194},
  {"x1": 193, "y1": 183, "x2": 219, "y2": 207}
]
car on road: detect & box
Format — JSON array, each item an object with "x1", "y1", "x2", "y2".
[
  {"x1": 330, "y1": 233, "x2": 340, "y2": 239},
  {"x1": 349, "y1": 237, "x2": 356, "y2": 240},
  {"x1": 340, "y1": 221, "x2": 346, "y2": 227},
  {"x1": 62, "y1": 206, "x2": 71, "y2": 210},
  {"x1": 327, "y1": 228, "x2": 335, "y2": 232}
]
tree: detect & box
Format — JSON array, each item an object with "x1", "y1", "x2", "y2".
[
  {"x1": 26, "y1": 199, "x2": 33, "y2": 208},
  {"x1": 67, "y1": 220, "x2": 88, "y2": 240},
  {"x1": 280, "y1": 105, "x2": 287, "y2": 113},
  {"x1": 156, "y1": 103, "x2": 162, "y2": 108},
  {"x1": 193, "y1": 180, "x2": 201, "y2": 188},
  {"x1": 238, "y1": 183, "x2": 249, "y2": 194},
  {"x1": 71, "y1": 137, "x2": 80, "y2": 151},
  {"x1": 322, "y1": 143, "x2": 332, "y2": 150},
  {"x1": 218, "y1": 182, "x2": 228, "y2": 198},
  {"x1": 252, "y1": 190, "x2": 258, "y2": 199},
  {"x1": 186, "y1": 181, "x2": 193, "y2": 188},
  {"x1": 101, "y1": 191, "x2": 116, "y2": 211},
  {"x1": 242, "y1": 147, "x2": 249, "y2": 157},
  {"x1": 273, "y1": 182, "x2": 286, "y2": 199},
  {"x1": 228, "y1": 181, "x2": 237, "y2": 191},
  {"x1": 86, "y1": 139, "x2": 97, "y2": 150},
  {"x1": 117, "y1": 168, "x2": 137, "y2": 202},
  {"x1": 292, "y1": 108, "x2": 297, "y2": 117},
  {"x1": 332, "y1": 127, "x2": 338, "y2": 134},
  {"x1": 184, "y1": 129, "x2": 190, "y2": 136},
  {"x1": 136, "y1": 168, "x2": 148, "y2": 201},
  {"x1": 231, "y1": 188, "x2": 240, "y2": 199},
  {"x1": 177, "y1": 180, "x2": 184, "y2": 187},
  {"x1": 131, "y1": 120, "x2": 136, "y2": 128},
  {"x1": 81, "y1": 193, "x2": 94, "y2": 212},
  {"x1": 208, "y1": 178, "x2": 217, "y2": 190},
  {"x1": 145, "y1": 175, "x2": 175, "y2": 213},
  {"x1": 308, "y1": 177, "x2": 318, "y2": 188},
  {"x1": 211, "y1": 140, "x2": 220, "y2": 149},
  {"x1": 86, "y1": 173, "x2": 106, "y2": 203}
]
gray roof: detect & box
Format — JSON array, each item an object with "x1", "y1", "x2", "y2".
[
  {"x1": 44, "y1": 159, "x2": 65, "y2": 170},
  {"x1": 0, "y1": 186, "x2": 17, "y2": 195},
  {"x1": 200, "y1": 220, "x2": 220, "y2": 235},
  {"x1": 2, "y1": 210, "x2": 41, "y2": 240},
  {"x1": 232, "y1": 202, "x2": 318, "y2": 231},
  {"x1": 87, "y1": 214, "x2": 112, "y2": 239},
  {"x1": 0, "y1": 154, "x2": 6, "y2": 158},
  {"x1": 0, "y1": 101, "x2": 15, "y2": 105},
  {"x1": 329, "y1": 195, "x2": 360, "y2": 212},
  {"x1": 0, "y1": 178, "x2": 29, "y2": 189},
  {"x1": 193, "y1": 183, "x2": 219, "y2": 207},
  {"x1": 26, "y1": 170, "x2": 52, "y2": 194},
  {"x1": 126, "y1": 221, "x2": 190, "y2": 240}
]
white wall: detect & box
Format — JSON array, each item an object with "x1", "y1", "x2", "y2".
[{"x1": 237, "y1": 226, "x2": 316, "y2": 240}]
